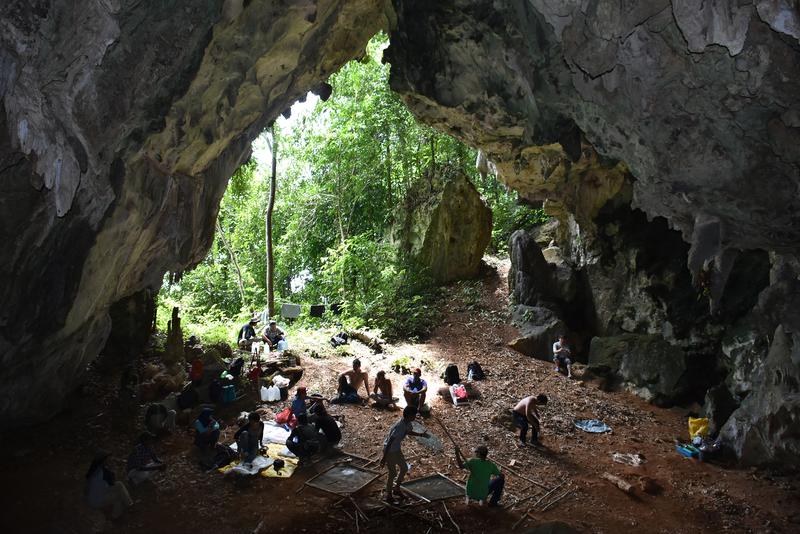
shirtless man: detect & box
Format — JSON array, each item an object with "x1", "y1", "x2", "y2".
[
  {"x1": 513, "y1": 394, "x2": 548, "y2": 445},
  {"x1": 332, "y1": 358, "x2": 370, "y2": 404},
  {"x1": 370, "y1": 370, "x2": 397, "y2": 408}
]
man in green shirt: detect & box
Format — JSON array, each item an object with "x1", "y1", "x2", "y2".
[{"x1": 456, "y1": 445, "x2": 504, "y2": 506}]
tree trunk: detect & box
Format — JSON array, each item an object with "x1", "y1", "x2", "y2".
[
  {"x1": 216, "y1": 220, "x2": 246, "y2": 307},
  {"x1": 386, "y1": 141, "x2": 393, "y2": 208},
  {"x1": 266, "y1": 125, "x2": 277, "y2": 317}
]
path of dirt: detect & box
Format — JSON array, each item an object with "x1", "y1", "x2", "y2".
[{"x1": 1, "y1": 258, "x2": 798, "y2": 533}]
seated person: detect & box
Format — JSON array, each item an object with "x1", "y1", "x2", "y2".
[
  {"x1": 552, "y1": 334, "x2": 572, "y2": 378},
  {"x1": 262, "y1": 320, "x2": 288, "y2": 351},
  {"x1": 285, "y1": 423, "x2": 328, "y2": 461},
  {"x1": 189, "y1": 356, "x2": 204, "y2": 386},
  {"x1": 85, "y1": 450, "x2": 133, "y2": 519},
  {"x1": 291, "y1": 387, "x2": 310, "y2": 425},
  {"x1": 194, "y1": 408, "x2": 221, "y2": 449},
  {"x1": 234, "y1": 412, "x2": 264, "y2": 464},
  {"x1": 331, "y1": 358, "x2": 370, "y2": 404},
  {"x1": 403, "y1": 368, "x2": 428, "y2": 411},
  {"x1": 456, "y1": 445, "x2": 504, "y2": 506},
  {"x1": 370, "y1": 370, "x2": 397, "y2": 408},
  {"x1": 237, "y1": 316, "x2": 261, "y2": 350},
  {"x1": 126, "y1": 432, "x2": 166, "y2": 485},
  {"x1": 144, "y1": 403, "x2": 176, "y2": 435},
  {"x1": 310, "y1": 402, "x2": 341, "y2": 446}
]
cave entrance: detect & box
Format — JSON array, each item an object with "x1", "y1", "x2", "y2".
[{"x1": 154, "y1": 32, "x2": 539, "y2": 348}]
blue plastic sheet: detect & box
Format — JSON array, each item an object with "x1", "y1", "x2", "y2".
[{"x1": 574, "y1": 419, "x2": 612, "y2": 433}]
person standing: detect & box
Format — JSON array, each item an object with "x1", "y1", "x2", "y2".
[
  {"x1": 456, "y1": 445, "x2": 504, "y2": 506},
  {"x1": 513, "y1": 394, "x2": 548, "y2": 445},
  {"x1": 380, "y1": 406, "x2": 429, "y2": 502}
]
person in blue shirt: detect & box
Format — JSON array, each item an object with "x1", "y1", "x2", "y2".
[
  {"x1": 403, "y1": 368, "x2": 428, "y2": 411},
  {"x1": 292, "y1": 387, "x2": 310, "y2": 424},
  {"x1": 194, "y1": 408, "x2": 221, "y2": 449}
]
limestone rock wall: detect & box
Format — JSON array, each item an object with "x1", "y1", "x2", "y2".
[
  {"x1": 0, "y1": 0, "x2": 392, "y2": 424},
  {"x1": 393, "y1": 170, "x2": 492, "y2": 283}
]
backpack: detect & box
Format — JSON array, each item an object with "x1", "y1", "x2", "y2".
[
  {"x1": 467, "y1": 361, "x2": 485, "y2": 380},
  {"x1": 443, "y1": 364, "x2": 460, "y2": 386}
]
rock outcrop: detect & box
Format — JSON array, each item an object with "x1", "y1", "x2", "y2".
[
  {"x1": 393, "y1": 170, "x2": 492, "y2": 283},
  {"x1": 0, "y1": 0, "x2": 393, "y2": 424}
]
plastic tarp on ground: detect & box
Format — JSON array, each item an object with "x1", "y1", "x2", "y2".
[
  {"x1": 219, "y1": 442, "x2": 299, "y2": 478},
  {"x1": 573, "y1": 419, "x2": 612, "y2": 433}
]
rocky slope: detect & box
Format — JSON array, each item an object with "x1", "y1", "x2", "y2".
[{"x1": 1, "y1": 0, "x2": 798, "y2": 465}]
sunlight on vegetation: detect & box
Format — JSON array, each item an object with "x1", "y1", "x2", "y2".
[{"x1": 158, "y1": 33, "x2": 546, "y2": 343}]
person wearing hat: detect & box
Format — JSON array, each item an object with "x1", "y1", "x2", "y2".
[
  {"x1": 403, "y1": 368, "x2": 428, "y2": 411},
  {"x1": 126, "y1": 432, "x2": 166, "y2": 484},
  {"x1": 237, "y1": 315, "x2": 261, "y2": 350},
  {"x1": 456, "y1": 445, "x2": 504, "y2": 506},
  {"x1": 262, "y1": 319, "x2": 288, "y2": 351},
  {"x1": 85, "y1": 450, "x2": 133, "y2": 519}
]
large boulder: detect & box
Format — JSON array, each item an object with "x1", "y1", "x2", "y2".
[
  {"x1": 588, "y1": 334, "x2": 688, "y2": 406},
  {"x1": 720, "y1": 325, "x2": 800, "y2": 467},
  {"x1": 394, "y1": 170, "x2": 492, "y2": 283},
  {"x1": 509, "y1": 229, "x2": 556, "y2": 306},
  {"x1": 508, "y1": 305, "x2": 565, "y2": 362}
]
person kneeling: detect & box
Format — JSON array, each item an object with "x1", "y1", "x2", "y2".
[
  {"x1": 127, "y1": 432, "x2": 166, "y2": 485},
  {"x1": 285, "y1": 423, "x2": 328, "y2": 462},
  {"x1": 457, "y1": 445, "x2": 504, "y2": 506}
]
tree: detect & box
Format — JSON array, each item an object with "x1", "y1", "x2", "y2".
[{"x1": 266, "y1": 124, "x2": 277, "y2": 317}]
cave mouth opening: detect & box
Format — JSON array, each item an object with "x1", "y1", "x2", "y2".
[{"x1": 149, "y1": 30, "x2": 536, "y2": 353}]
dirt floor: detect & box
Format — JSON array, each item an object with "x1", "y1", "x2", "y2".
[{"x1": 1, "y1": 258, "x2": 799, "y2": 534}]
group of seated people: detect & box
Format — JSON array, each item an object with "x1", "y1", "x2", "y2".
[
  {"x1": 331, "y1": 358, "x2": 428, "y2": 412},
  {"x1": 237, "y1": 316, "x2": 288, "y2": 351}
]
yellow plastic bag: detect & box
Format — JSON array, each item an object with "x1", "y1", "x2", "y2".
[{"x1": 688, "y1": 417, "x2": 709, "y2": 438}]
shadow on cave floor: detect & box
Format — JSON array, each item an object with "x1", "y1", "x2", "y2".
[{"x1": 0, "y1": 259, "x2": 798, "y2": 533}]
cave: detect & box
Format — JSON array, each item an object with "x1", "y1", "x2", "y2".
[{"x1": 2, "y1": 0, "x2": 800, "y2": 511}]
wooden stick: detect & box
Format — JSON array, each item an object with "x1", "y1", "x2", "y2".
[
  {"x1": 600, "y1": 472, "x2": 634, "y2": 494},
  {"x1": 540, "y1": 489, "x2": 572, "y2": 512},
  {"x1": 252, "y1": 516, "x2": 265, "y2": 534},
  {"x1": 442, "y1": 502, "x2": 461, "y2": 534},
  {"x1": 350, "y1": 496, "x2": 369, "y2": 522},
  {"x1": 533, "y1": 480, "x2": 566, "y2": 509},
  {"x1": 380, "y1": 500, "x2": 439, "y2": 526},
  {"x1": 503, "y1": 464, "x2": 550, "y2": 489},
  {"x1": 432, "y1": 414, "x2": 461, "y2": 453}
]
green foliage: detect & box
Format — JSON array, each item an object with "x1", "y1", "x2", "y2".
[{"x1": 155, "y1": 32, "x2": 545, "y2": 344}]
